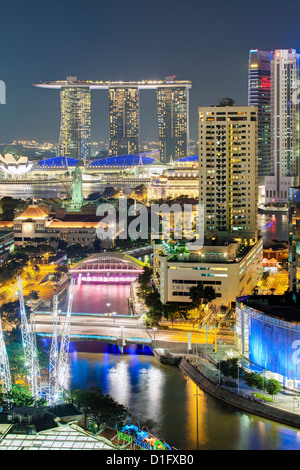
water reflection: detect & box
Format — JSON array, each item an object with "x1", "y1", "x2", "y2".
[
  {"x1": 68, "y1": 343, "x2": 300, "y2": 450},
  {"x1": 71, "y1": 282, "x2": 131, "y2": 315},
  {"x1": 258, "y1": 212, "x2": 288, "y2": 242}
]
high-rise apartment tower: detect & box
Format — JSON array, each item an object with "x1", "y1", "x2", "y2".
[{"x1": 198, "y1": 99, "x2": 258, "y2": 243}]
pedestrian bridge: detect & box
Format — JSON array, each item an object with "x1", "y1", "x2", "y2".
[{"x1": 69, "y1": 252, "x2": 145, "y2": 283}]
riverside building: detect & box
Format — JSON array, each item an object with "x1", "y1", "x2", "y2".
[
  {"x1": 198, "y1": 99, "x2": 258, "y2": 244},
  {"x1": 263, "y1": 49, "x2": 300, "y2": 204},
  {"x1": 153, "y1": 238, "x2": 263, "y2": 308},
  {"x1": 288, "y1": 186, "x2": 300, "y2": 295}
]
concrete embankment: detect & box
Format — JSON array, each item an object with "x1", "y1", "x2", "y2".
[{"x1": 180, "y1": 356, "x2": 300, "y2": 429}]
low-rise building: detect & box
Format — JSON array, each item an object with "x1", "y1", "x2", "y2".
[
  {"x1": 153, "y1": 238, "x2": 263, "y2": 307},
  {"x1": 0, "y1": 205, "x2": 109, "y2": 248},
  {"x1": 236, "y1": 295, "x2": 300, "y2": 388}
]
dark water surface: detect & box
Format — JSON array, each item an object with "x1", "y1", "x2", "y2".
[{"x1": 68, "y1": 342, "x2": 300, "y2": 450}]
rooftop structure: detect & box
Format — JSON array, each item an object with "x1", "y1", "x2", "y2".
[
  {"x1": 34, "y1": 77, "x2": 192, "y2": 90},
  {"x1": 34, "y1": 77, "x2": 191, "y2": 162}
]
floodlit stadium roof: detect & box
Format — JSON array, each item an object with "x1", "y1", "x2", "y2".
[
  {"x1": 38, "y1": 156, "x2": 79, "y2": 167},
  {"x1": 89, "y1": 155, "x2": 158, "y2": 167},
  {"x1": 178, "y1": 155, "x2": 198, "y2": 162}
]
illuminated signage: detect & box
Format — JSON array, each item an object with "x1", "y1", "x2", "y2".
[{"x1": 117, "y1": 423, "x2": 172, "y2": 450}]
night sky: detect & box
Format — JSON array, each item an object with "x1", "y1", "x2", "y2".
[{"x1": 1, "y1": 0, "x2": 300, "y2": 145}]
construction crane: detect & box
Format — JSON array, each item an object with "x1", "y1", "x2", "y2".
[
  {"x1": 56, "y1": 277, "x2": 75, "y2": 401},
  {"x1": 17, "y1": 276, "x2": 41, "y2": 399},
  {"x1": 0, "y1": 314, "x2": 12, "y2": 394},
  {"x1": 48, "y1": 294, "x2": 59, "y2": 405}
]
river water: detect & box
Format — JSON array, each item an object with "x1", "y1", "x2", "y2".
[
  {"x1": 67, "y1": 342, "x2": 300, "y2": 450},
  {"x1": 4, "y1": 182, "x2": 295, "y2": 449}
]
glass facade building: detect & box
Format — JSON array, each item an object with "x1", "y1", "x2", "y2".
[
  {"x1": 289, "y1": 187, "x2": 300, "y2": 295},
  {"x1": 236, "y1": 297, "x2": 300, "y2": 387},
  {"x1": 248, "y1": 50, "x2": 273, "y2": 178},
  {"x1": 271, "y1": 49, "x2": 300, "y2": 191},
  {"x1": 59, "y1": 86, "x2": 91, "y2": 161},
  {"x1": 108, "y1": 87, "x2": 139, "y2": 156},
  {"x1": 157, "y1": 85, "x2": 189, "y2": 163}
]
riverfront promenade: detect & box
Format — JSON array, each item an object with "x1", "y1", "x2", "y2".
[{"x1": 180, "y1": 350, "x2": 300, "y2": 430}]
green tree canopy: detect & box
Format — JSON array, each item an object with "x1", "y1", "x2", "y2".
[
  {"x1": 189, "y1": 283, "x2": 217, "y2": 308},
  {"x1": 73, "y1": 387, "x2": 129, "y2": 428}
]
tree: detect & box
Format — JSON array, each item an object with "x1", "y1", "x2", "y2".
[
  {"x1": 218, "y1": 358, "x2": 240, "y2": 380},
  {"x1": 164, "y1": 303, "x2": 182, "y2": 327},
  {"x1": 28, "y1": 290, "x2": 39, "y2": 301},
  {"x1": 261, "y1": 271, "x2": 269, "y2": 285},
  {"x1": 57, "y1": 239, "x2": 68, "y2": 251},
  {"x1": 92, "y1": 237, "x2": 102, "y2": 252},
  {"x1": 186, "y1": 308, "x2": 202, "y2": 330},
  {"x1": 266, "y1": 379, "x2": 282, "y2": 400},
  {"x1": 144, "y1": 291, "x2": 164, "y2": 326},
  {"x1": 0, "y1": 301, "x2": 22, "y2": 331},
  {"x1": 55, "y1": 264, "x2": 69, "y2": 274},
  {"x1": 189, "y1": 283, "x2": 217, "y2": 308},
  {"x1": 73, "y1": 387, "x2": 129, "y2": 429},
  {"x1": 252, "y1": 286, "x2": 259, "y2": 295},
  {"x1": 244, "y1": 371, "x2": 263, "y2": 392},
  {"x1": 0, "y1": 384, "x2": 46, "y2": 411}
]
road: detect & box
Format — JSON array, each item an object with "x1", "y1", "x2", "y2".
[
  {"x1": 257, "y1": 271, "x2": 289, "y2": 295},
  {"x1": 35, "y1": 313, "x2": 234, "y2": 346}
]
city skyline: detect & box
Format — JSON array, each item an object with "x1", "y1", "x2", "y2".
[{"x1": 1, "y1": 0, "x2": 300, "y2": 144}]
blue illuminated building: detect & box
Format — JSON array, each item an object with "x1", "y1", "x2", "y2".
[
  {"x1": 178, "y1": 155, "x2": 198, "y2": 162},
  {"x1": 38, "y1": 156, "x2": 79, "y2": 167},
  {"x1": 89, "y1": 155, "x2": 157, "y2": 167},
  {"x1": 236, "y1": 295, "x2": 300, "y2": 387}
]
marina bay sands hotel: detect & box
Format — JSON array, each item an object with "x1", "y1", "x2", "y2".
[{"x1": 34, "y1": 76, "x2": 192, "y2": 163}]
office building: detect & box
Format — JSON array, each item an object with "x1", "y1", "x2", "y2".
[
  {"x1": 248, "y1": 50, "x2": 273, "y2": 179},
  {"x1": 108, "y1": 87, "x2": 139, "y2": 156},
  {"x1": 157, "y1": 80, "x2": 189, "y2": 163},
  {"x1": 198, "y1": 99, "x2": 258, "y2": 243},
  {"x1": 288, "y1": 186, "x2": 300, "y2": 295},
  {"x1": 153, "y1": 238, "x2": 263, "y2": 307},
  {"x1": 265, "y1": 49, "x2": 300, "y2": 203}
]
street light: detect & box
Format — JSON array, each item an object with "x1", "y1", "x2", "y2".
[{"x1": 237, "y1": 361, "x2": 241, "y2": 393}]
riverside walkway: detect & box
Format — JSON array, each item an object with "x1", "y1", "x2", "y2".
[{"x1": 180, "y1": 354, "x2": 300, "y2": 430}]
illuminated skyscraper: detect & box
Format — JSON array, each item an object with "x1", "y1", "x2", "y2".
[
  {"x1": 58, "y1": 77, "x2": 91, "y2": 161},
  {"x1": 157, "y1": 79, "x2": 190, "y2": 163},
  {"x1": 108, "y1": 87, "x2": 139, "y2": 156},
  {"x1": 265, "y1": 49, "x2": 300, "y2": 203},
  {"x1": 198, "y1": 99, "x2": 258, "y2": 243},
  {"x1": 289, "y1": 186, "x2": 300, "y2": 296},
  {"x1": 248, "y1": 50, "x2": 273, "y2": 178},
  {"x1": 34, "y1": 77, "x2": 191, "y2": 162}
]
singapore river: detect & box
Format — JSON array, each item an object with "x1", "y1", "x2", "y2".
[
  {"x1": 65, "y1": 259, "x2": 300, "y2": 451},
  {"x1": 67, "y1": 342, "x2": 300, "y2": 450},
  {"x1": 3, "y1": 181, "x2": 294, "y2": 449}
]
